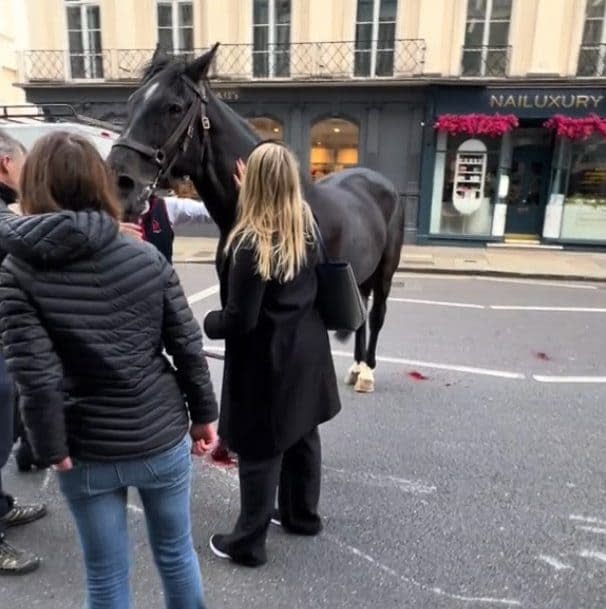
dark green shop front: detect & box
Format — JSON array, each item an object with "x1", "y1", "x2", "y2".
[{"x1": 418, "y1": 85, "x2": 606, "y2": 247}]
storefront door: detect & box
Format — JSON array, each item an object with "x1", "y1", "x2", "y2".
[{"x1": 505, "y1": 145, "x2": 551, "y2": 236}]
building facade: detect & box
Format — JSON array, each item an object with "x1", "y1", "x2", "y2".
[
  {"x1": 0, "y1": 0, "x2": 27, "y2": 105},
  {"x1": 11, "y1": 0, "x2": 606, "y2": 247}
]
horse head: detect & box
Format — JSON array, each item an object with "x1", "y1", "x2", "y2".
[{"x1": 108, "y1": 43, "x2": 256, "y2": 229}]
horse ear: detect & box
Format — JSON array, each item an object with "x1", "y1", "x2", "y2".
[
  {"x1": 151, "y1": 43, "x2": 170, "y2": 66},
  {"x1": 186, "y1": 43, "x2": 220, "y2": 82}
]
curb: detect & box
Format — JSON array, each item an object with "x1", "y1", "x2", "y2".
[{"x1": 173, "y1": 257, "x2": 605, "y2": 283}]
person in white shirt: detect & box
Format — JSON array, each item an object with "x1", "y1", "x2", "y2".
[{"x1": 121, "y1": 194, "x2": 212, "y2": 263}]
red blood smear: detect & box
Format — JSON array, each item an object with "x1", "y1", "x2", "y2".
[
  {"x1": 408, "y1": 371, "x2": 428, "y2": 381},
  {"x1": 210, "y1": 445, "x2": 238, "y2": 467},
  {"x1": 535, "y1": 352, "x2": 551, "y2": 361}
]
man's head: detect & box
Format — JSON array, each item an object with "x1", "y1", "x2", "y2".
[{"x1": 0, "y1": 129, "x2": 26, "y2": 192}]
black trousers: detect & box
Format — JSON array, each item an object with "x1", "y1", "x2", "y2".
[
  {"x1": 224, "y1": 426, "x2": 322, "y2": 566},
  {"x1": 0, "y1": 355, "x2": 15, "y2": 536}
]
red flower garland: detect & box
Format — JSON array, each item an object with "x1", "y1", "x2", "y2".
[
  {"x1": 543, "y1": 114, "x2": 606, "y2": 140},
  {"x1": 434, "y1": 113, "x2": 519, "y2": 137}
]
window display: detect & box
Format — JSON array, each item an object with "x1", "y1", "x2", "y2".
[
  {"x1": 309, "y1": 118, "x2": 359, "y2": 181},
  {"x1": 561, "y1": 137, "x2": 606, "y2": 241},
  {"x1": 430, "y1": 133, "x2": 499, "y2": 236}
]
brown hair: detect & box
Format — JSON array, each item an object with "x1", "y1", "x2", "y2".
[{"x1": 19, "y1": 131, "x2": 121, "y2": 220}]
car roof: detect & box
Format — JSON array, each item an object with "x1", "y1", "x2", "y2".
[{"x1": 0, "y1": 104, "x2": 120, "y2": 159}]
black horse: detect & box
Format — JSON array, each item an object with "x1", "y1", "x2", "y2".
[{"x1": 108, "y1": 44, "x2": 404, "y2": 393}]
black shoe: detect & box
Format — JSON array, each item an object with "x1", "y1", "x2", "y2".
[
  {"x1": 270, "y1": 509, "x2": 282, "y2": 527},
  {"x1": 0, "y1": 538, "x2": 40, "y2": 575},
  {"x1": 209, "y1": 534, "x2": 266, "y2": 567},
  {"x1": 1, "y1": 503, "x2": 47, "y2": 528},
  {"x1": 14, "y1": 441, "x2": 47, "y2": 473}
]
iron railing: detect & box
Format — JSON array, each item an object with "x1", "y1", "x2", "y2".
[
  {"x1": 20, "y1": 40, "x2": 426, "y2": 83},
  {"x1": 461, "y1": 45, "x2": 510, "y2": 78},
  {"x1": 577, "y1": 44, "x2": 606, "y2": 77}
]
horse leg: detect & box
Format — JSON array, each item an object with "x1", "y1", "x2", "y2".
[
  {"x1": 355, "y1": 250, "x2": 399, "y2": 393},
  {"x1": 353, "y1": 277, "x2": 381, "y2": 394},
  {"x1": 354, "y1": 277, "x2": 388, "y2": 394},
  {"x1": 344, "y1": 285, "x2": 370, "y2": 386}
]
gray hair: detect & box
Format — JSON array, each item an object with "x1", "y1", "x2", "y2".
[{"x1": 0, "y1": 129, "x2": 26, "y2": 158}]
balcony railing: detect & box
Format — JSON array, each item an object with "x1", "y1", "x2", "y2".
[
  {"x1": 461, "y1": 45, "x2": 510, "y2": 78},
  {"x1": 577, "y1": 44, "x2": 606, "y2": 77},
  {"x1": 20, "y1": 40, "x2": 426, "y2": 84}
]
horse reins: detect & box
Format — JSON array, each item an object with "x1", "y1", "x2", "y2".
[{"x1": 113, "y1": 74, "x2": 212, "y2": 210}]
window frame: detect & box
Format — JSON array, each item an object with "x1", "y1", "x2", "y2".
[
  {"x1": 354, "y1": 0, "x2": 397, "y2": 78},
  {"x1": 577, "y1": 0, "x2": 606, "y2": 77},
  {"x1": 462, "y1": 0, "x2": 512, "y2": 77},
  {"x1": 65, "y1": 0, "x2": 104, "y2": 80},
  {"x1": 252, "y1": 0, "x2": 291, "y2": 78},
  {"x1": 156, "y1": 0, "x2": 194, "y2": 56}
]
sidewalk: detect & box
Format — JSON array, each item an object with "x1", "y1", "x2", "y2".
[{"x1": 173, "y1": 237, "x2": 606, "y2": 282}]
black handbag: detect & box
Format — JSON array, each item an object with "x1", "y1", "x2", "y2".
[{"x1": 314, "y1": 226, "x2": 367, "y2": 332}]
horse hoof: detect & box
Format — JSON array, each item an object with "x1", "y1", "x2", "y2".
[
  {"x1": 344, "y1": 363, "x2": 361, "y2": 386},
  {"x1": 354, "y1": 364, "x2": 375, "y2": 393}
]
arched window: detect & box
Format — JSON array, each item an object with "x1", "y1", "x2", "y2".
[
  {"x1": 309, "y1": 118, "x2": 359, "y2": 181},
  {"x1": 247, "y1": 116, "x2": 284, "y2": 140}
]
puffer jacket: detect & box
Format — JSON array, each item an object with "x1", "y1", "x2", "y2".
[{"x1": 0, "y1": 209, "x2": 217, "y2": 464}]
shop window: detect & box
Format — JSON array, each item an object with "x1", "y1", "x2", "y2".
[
  {"x1": 430, "y1": 132, "x2": 500, "y2": 236},
  {"x1": 65, "y1": 0, "x2": 104, "y2": 79},
  {"x1": 253, "y1": 0, "x2": 291, "y2": 78},
  {"x1": 577, "y1": 0, "x2": 606, "y2": 76},
  {"x1": 354, "y1": 0, "x2": 397, "y2": 77},
  {"x1": 560, "y1": 137, "x2": 606, "y2": 241},
  {"x1": 156, "y1": 0, "x2": 194, "y2": 57},
  {"x1": 247, "y1": 116, "x2": 284, "y2": 140},
  {"x1": 462, "y1": 0, "x2": 511, "y2": 77},
  {"x1": 309, "y1": 118, "x2": 359, "y2": 181}
]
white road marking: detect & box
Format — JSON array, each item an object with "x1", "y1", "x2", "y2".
[
  {"x1": 203, "y1": 345, "x2": 525, "y2": 380},
  {"x1": 41, "y1": 470, "x2": 52, "y2": 491},
  {"x1": 322, "y1": 465, "x2": 436, "y2": 495},
  {"x1": 490, "y1": 305, "x2": 606, "y2": 313},
  {"x1": 387, "y1": 299, "x2": 606, "y2": 313},
  {"x1": 331, "y1": 350, "x2": 526, "y2": 380},
  {"x1": 187, "y1": 284, "x2": 220, "y2": 305},
  {"x1": 395, "y1": 273, "x2": 468, "y2": 281},
  {"x1": 577, "y1": 526, "x2": 606, "y2": 536},
  {"x1": 579, "y1": 549, "x2": 606, "y2": 564},
  {"x1": 476, "y1": 276, "x2": 599, "y2": 290},
  {"x1": 534, "y1": 375, "x2": 606, "y2": 384},
  {"x1": 538, "y1": 555, "x2": 573, "y2": 571},
  {"x1": 388, "y1": 297, "x2": 485, "y2": 309},
  {"x1": 127, "y1": 504, "x2": 143, "y2": 515},
  {"x1": 570, "y1": 514, "x2": 606, "y2": 527},
  {"x1": 326, "y1": 534, "x2": 521, "y2": 606}
]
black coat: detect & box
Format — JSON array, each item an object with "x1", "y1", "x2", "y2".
[
  {"x1": 0, "y1": 210, "x2": 217, "y2": 464},
  {"x1": 204, "y1": 242, "x2": 341, "y2": 459}
]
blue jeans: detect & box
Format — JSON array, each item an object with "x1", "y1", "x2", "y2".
[{"x1": 58, "y1": 436, "x2": 206, "y2": 609}]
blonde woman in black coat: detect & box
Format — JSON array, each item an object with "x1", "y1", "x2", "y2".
[{"x1": 204, "y1": 141, "x2": 341, "y2": 567}]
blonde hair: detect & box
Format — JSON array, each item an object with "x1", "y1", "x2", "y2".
[{"x1": 225, "y1": 142, "x2": 315, "y2": 282}]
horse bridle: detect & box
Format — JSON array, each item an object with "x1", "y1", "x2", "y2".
[{"x1": 113, "y1": 74, "x2": 212, "y2": 210}]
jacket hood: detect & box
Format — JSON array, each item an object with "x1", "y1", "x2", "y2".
[{"x1": 0, "y1": 210, "x2": 119, "y2": 267}]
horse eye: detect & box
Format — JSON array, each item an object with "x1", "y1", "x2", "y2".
[{"x1": 169, "y1": 103, "x2": 183, "y2": 115}]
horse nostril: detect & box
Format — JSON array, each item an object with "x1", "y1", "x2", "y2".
[{"x1": 117, "y1": 175, "x2": 135, "y2": 192}]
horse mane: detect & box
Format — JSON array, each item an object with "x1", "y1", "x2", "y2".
[{"x1": 140, "y1": 54, "x2": 184, "y2": 83}]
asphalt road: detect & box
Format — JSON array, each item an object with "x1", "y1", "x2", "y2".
[{"x1": 2, "y1": 267, "x2": 605, "y2": 609}]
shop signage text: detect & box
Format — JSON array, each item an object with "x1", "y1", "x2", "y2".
[
  {"x1": 215, "y1": 89, "x2": 239, "y2": 102},
  {"x1": 489, "y1": 93, "x2": 603, "y2": 110}
]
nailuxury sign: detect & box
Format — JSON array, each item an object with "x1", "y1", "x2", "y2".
[
  {"x1": 435, "y1": 87, "x2": 606, "y2": 118},
  {"x1": 489, "y1": 93, "x2": 603, "y2": 110}
]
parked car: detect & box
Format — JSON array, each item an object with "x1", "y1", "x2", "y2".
[{"x1": 0, "y1": 104, "x2": 119, "y2": 159}]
